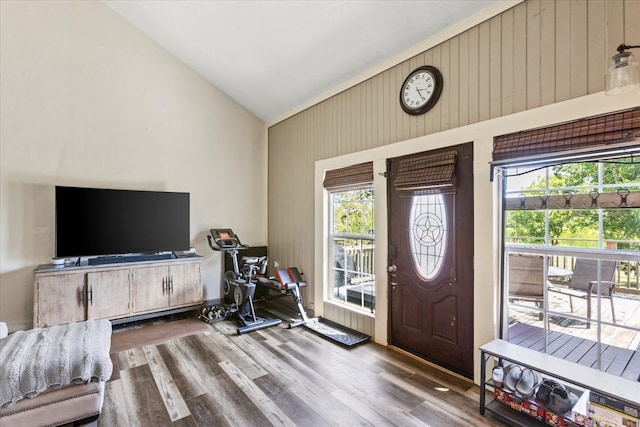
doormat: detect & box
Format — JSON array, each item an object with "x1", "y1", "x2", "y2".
[{"x1": 303, "y1": 317, "x2": 370, "y2": 347}]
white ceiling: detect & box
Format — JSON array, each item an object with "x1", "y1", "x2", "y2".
[{"x1": 103, "y1": 0, "x2": 496, "y2": 123}]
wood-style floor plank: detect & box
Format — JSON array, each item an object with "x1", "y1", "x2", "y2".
[
  {"x1": 218, "y1": 359, "x2": 297, "y2": 427},
  {"x1": 142, "y1": 344, "x2": 191, "y2": 421},
  {"x1": 98, "y1": 378, "x2": 130, "y2": 427},
  {"x1": 184, "y1": 393, "x2": 233, "y2": 427},
  {"x1": 156, "y1": 341, "x2": 206, "y2": 400},
  {"x1": 116, "y1": 346, "x2": 148, "y2": 370},
  {"x1": 104, "y1": 318, "x2": 509, "y2": 426},
  {"x1": 119, "y1": 364, "x2": 173, "y2": 426},
  {"x1": 253, "y1": 374, "x2": 331, "y2": 427}
]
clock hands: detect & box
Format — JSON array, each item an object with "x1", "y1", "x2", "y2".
[{"x1": 415, "y1": 86, "x2": 431, "y2": 102}]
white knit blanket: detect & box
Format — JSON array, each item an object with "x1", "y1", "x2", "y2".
[{"x1": 0, "y1": 319, "x2": 113, "y2": 409}]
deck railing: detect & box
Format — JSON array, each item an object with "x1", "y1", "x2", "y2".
[
  {"x1": 505, "y1": 237, "x2": 639, "y2": 291},
  {"x1": 342, "y1": 240, "x2": 639, "y2": 291},
  {"x1": 345, "y1": 245, "x2": 375, "y2": 277}
]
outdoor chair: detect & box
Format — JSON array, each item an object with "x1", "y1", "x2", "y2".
[
  {"x1": 508, "y1": 254, "x2": 545, "y2": 318},
  {"x1": 548, "y1": 258, "x2": 617, "y2": 328}
]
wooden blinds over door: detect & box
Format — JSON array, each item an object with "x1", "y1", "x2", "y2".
[
  {"x1": 493, "y1": 107, "x2": 640, "y2": 163},
  {"x1": 393, "y1": 150, "x2": 457, "y2": 195},
  {"x1": 323, "y1": 162, "x2": 373, "y2": 192}
]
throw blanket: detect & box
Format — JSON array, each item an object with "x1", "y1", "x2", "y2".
[{"x1": 0, "y1": 319, "x2": 113, "y2": 409}]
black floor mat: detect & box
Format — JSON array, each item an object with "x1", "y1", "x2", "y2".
[{"x1": 303, "y1": 317, "x2": 370, "y2": 347}]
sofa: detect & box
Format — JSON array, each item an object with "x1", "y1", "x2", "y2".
[{"x1": 0, "y1": 319, "x2": 113, "y2": 426}]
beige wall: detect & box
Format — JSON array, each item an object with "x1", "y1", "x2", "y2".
[
  {"x1": 267, "y1": 0, "x2": 640, "y2": 382},
  {"x1": 0, "y1": 1, "x2": 267, "y2": 331}
]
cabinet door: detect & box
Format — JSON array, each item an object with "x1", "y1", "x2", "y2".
[
  {"x1": 87, "y1": 269, "x2": 131, "y2": 320},
  {"x1": 169, "y1": 262, "x2": 202, "y2": 307},
  {"x1": 131, "y1": 266, "x2": 170, "y2": 313},
  {"x1": 35, "y1": 273, "x2": 86, "y2": 327}
]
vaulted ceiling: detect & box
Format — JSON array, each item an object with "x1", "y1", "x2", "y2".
[{"x1": 103, "y1": 1, "x2": 497, "y2": 123}]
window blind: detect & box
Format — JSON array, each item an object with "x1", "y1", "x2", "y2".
[
  {"x1": 393, "y1": 150, "x2": 457, "y2": 195},
  {"x1": 493, "y1": 107, "x2": 640, "y2": 163},
  {"x1": 323, "y1": 162, "x2": 374, "y2": 192}
]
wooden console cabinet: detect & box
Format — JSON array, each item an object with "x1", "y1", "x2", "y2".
[{"x1": 33, "y1": 256, "x2": 202, "y2": 328}]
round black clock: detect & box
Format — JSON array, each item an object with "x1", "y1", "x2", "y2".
[{"x1": 399, "y1": 65, "x2": 443, "y2": 115}]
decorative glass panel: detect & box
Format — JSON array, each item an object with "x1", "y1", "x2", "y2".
[{"x1": 410, "y1": 194, "x2": 447, "y2": 280}]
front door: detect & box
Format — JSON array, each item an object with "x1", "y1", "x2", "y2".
[{"x1": 387, "y1": 142, "x2": 474, "y2": 377}]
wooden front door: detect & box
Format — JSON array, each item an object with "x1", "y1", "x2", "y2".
[{"x1": 387, "y1": 142, "x2": 474, "y2": 377}]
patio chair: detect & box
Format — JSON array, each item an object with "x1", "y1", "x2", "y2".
[
  {"x1": 508, "y1": 254, "x2": 545, "y2": 318},
  {"x1": 548, "y1": 258, "x2": 617, "y2": 328}
]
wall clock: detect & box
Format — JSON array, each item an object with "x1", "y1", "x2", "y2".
[{"x1": 399, "y1": 65, "x2": 443, "y2": 115}]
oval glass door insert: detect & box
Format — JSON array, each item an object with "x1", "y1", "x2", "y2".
[{"x1": 409, "y1": 194, "x2": 447, "y2": 280}]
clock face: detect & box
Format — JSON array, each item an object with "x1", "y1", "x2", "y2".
[{"x1": 400, "y1": 66, "x2": 443, "y2": 115}]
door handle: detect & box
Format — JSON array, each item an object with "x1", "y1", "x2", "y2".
[{"x1": 388, "y1": 265, "x2": 397, "y2": 273}]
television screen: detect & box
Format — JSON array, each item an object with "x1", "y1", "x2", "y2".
[{"x1": 55, "y1": 186, "x2": 190, "y2": 258}]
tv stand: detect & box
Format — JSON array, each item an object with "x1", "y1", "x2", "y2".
[
  {"x1": 88, "y1": 253, "x2": 173, "y2": 265},
  {"x1": 33, "y1": 255, "x2": 202, "y2": 327}
]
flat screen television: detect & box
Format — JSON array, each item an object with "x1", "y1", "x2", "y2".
[{"x1": 55, "y1": 186, "x2": 190, "y2": 259}]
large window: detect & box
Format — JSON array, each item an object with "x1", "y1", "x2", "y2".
[
  {"x1": 329, "y1": 188, "x2": 375, "y2": 311},
  {"x1": 501, "y1": 158, "x2": 640, "y2": 375}
]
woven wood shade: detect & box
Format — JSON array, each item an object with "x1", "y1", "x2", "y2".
[
  {"x1": 493, "y1": 107, "x2": 640, "y2": 162},
  {"x1": 393, "y1": 150, "x2": 457, "y2": 195},
  {"x1": 323, "y1": 162, "x2": 374, "y2": 192}
]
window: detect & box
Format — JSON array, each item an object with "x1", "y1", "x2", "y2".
[
  {"x1": 323, "y1": 162, "x2": 375, "y2": 312},
  {"x1": 329, "y1": 188, "x2": 375, "y2": 311},
  {"x1": 500, "y1": 158, "x2": 640, "y2": 375}
]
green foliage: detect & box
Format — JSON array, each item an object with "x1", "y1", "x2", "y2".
[
  {"x1": 506, "y1": 161, "x2": 640, "y2": 248},
  {"x1": 332, "y1": 188, "x2": 374, "y2": 235},
  {"x1": 553, "y1": 159, "x2": 640, "y2": 188}
]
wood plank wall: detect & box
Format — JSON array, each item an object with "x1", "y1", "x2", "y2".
[{"x1": 267, "y1": 0, "x2": 639, "y2": 337}]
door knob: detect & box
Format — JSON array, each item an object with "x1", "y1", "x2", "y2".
[{"x1": 388, "y1": 265, "x2": 397, "y2": 273}]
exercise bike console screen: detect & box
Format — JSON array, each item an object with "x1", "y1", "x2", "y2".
[{"x1": 210, "y1": 228, "x2": 240, "y2": 249}]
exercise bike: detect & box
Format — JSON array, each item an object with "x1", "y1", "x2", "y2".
[
  {"x1": 207, "y1": 229, "x2": 282, "y2": 334},
  {"x1": 207, "y1": 228, "x2": 370, "y2": 345}
]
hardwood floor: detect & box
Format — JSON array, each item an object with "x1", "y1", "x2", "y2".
[{"x1": 102, "y1": 318, "x2": 507, "y2": 426}]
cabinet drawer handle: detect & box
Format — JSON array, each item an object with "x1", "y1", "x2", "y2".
[
  {"x1": 88, "y1": 286, "x2": 93, "y2": 306},
  {"x1": 162, "y1": 277, "x2": 166, "y2": 295},
  {"x1": 169, "y1": 276, "x2": 174, "y2": 294}
]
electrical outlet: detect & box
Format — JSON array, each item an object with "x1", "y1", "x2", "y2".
[{"x1": 274, "y1": 260, "x2": 279, "y2": 269}]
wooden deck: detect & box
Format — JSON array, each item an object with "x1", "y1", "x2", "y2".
[
  {"x1": 508, "y1": 321, "x2": 640, "y2": 382},
  {"x1": 510, "y1": 291, "x2": 640, "y2": 350}
]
